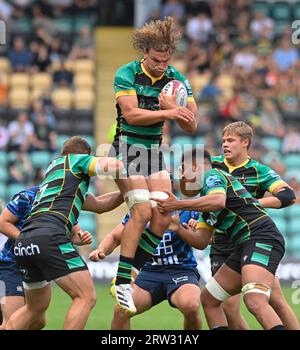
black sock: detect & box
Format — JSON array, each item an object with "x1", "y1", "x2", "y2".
[
  {"x1": 212, "y1": 326, "x2": 229, "y2": 330},
  {"x1": 115, "y1": 255, "x2": 133, "y2": 285},
  {"x1": 269, "y1": 324, "x2": 284, "y2": 330},
  {"x1": 133, "y1": 228, "x2": 162, "y2": 270}
]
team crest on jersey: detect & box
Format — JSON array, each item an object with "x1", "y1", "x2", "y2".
[
  {"x1": 206, "y1": 175, "x2": 222, "y2": 188},
  {"x1": 238, "y1": 175, "x2": 246, "y2": 184}
]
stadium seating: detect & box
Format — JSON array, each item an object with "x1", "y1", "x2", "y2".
[
  {"x1": 272, "y1": 1, "x2": 291, "y2": 21},
  {"x1": 283, "y1": 154, "x2": 300, "y2": 170},
  {"x1": 251, "y1": 1, "x2": 270, "y2": 16},
  {"x1": 8, "y1": 88, "x2": 30, "y2": 109},
  {"x1": 30, "y1": 151, "x2": 52, "y2": 169},
  {"x1": 0, "y1": 58, "x2": 9, "y2": 73},
  {"x1": 51, "y1": 88, "x2": 73, "y2": 109},
  {"x1": 0, "y1": 151, "x2": 7, "y2": 166},
  {"x1": 272, "y1": 216, "x2": 288, "y2": 238},
  {"x1": 31, "y1": 73, "x2": 52, "y2": 91},
  {"x1": 10, "y1": 73, "x2": 30, "y2": 89},
  {"x1": 262, "y1": 137, "x2": 282, "y2": 153},
  {"x1": 7, "y1": 183, "x2": 26, "y2": 199}
]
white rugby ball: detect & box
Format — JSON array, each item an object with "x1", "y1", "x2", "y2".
[{"x1": 162, "y1": 80, "x2": 188, "y2": 107}]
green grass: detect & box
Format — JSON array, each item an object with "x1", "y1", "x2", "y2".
[{"x1": 44, "y1": 284, "x2": 300, "y2": 330}]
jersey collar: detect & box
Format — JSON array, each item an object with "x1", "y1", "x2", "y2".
[
  {"x1": 224, "y1": 157, "x2": 251, "y2": 173},
  {"x1": 141, "y1": 60, "x2": 165, "y2": 85}
]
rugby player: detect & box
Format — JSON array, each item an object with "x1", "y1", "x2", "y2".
[
  {"x1": 155, "y1": 149, "x2": 291, "y2": 330},
  {"x1": 5, "y1": 136, "x2": 123, "y2": 330},
  {"x1": 108, "y1": 17, "x2": 197, "y2": 314},
  {"x1": 90, "y1": 210, "x2": 202, "y2": 330}
]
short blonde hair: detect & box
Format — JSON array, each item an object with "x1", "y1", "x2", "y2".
[
  {"x1": 223, "y1": 121, "x2": 253, "y2": 149},
  {"x1": 132, "y1": 17, "x2": 181, "y2": 54}
]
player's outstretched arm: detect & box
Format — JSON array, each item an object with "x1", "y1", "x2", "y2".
[
  {"x1": 154, "y1": 190, "x2": 226, "y2": 212},
  {"x1": 89, "y1": 223, "x2": 124, "y2": 262},
  {"x1": 0, "y1": 208, "x2": 20, "y2": 239},
  {"x1": 82, "y1": 192, "x2": 124, "y2": 214}
]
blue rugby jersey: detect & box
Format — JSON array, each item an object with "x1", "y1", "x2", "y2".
[
  {"x1": 0, "y1": 186, "x2": 39, "y2": 262},
  {"x1": 122, "y1": 210, "x2": 199, "y2": 268}
]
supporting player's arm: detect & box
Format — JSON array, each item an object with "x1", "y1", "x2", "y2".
[
  {"x1": 89, "y1": 223, "x2": 124, "y2": 261},
  {"x1": 258, "y1": 184, "x2": 296, "y2": 209},
  {"x1": 154, "y1": 190, "x2": 226, "y2": 213},
  {"x1": 0, "y1": 208, "x2": 20, "y2": 239},
  {"x1": 82, "y1": 192, "x2": 124, "y2": 214},
  {"x1": 71, "y1": 224, "x2": 92, "y2": 246},
  {"x1": 118, "y1": 95, "x2": 195, "y2": 126},
  {"x1": 175, "y1": 223, "x2": 213, "y2": 250}
]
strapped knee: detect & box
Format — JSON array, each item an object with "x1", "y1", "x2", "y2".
[
  {"x1": 241, "y1": 282, "x2": 272, "y2": 299},
  {"x1": 150, "y1": 191, "x2": 169, "y2": 208},
  {"x1": 205, "y1": 277, "x2": 231, "y2": 302},
  {"x1": 124, "y1": 189, "x2": 150, "y2": 210}
]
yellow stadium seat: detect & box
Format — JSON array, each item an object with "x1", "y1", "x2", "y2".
[
  {"x1": 74, "y1": 73, "x2": 95, "y2": 89},
  {"x1": 73, "y1": 89, "x2": 94, "y2": 109},
  {"x1": 9, "y1": 88, "x2": 30, "y2": 108},
  {"x1": 0, "y1": 58, "x2": 10, "y2": 73},
  {"x1": 73, "y1": 59, "x2": 94, "y2": 74},
  {"x1": 64, "y1": 59, "x2": 74, "y2": 71},
  {"x1": 189, "y1": 73, "x2": 210, "y2": 94},
  {"x1": 10, "y1": 73, "x2": 30, "y2": 89},
  {"x1": 170, "y1": 58, "x2": 186, "y2": 74},
  {"x1": 31, "y1": 89, "x2": 44, "y2": 101},
  {"x1": 51, "y1": 88, "x2": 73, "y2": 109},
  {"x1": 31, "y1": 73, "x2": 52, "y2": 90}
]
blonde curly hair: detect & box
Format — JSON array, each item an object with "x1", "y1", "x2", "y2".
[{"x1": 132, "y1": 17, "x2": 181, "y2": 54}]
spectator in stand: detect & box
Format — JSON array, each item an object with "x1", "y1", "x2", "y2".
[
  {"x1": 281, "y1": 127, "x2": 300, "y2": 154},
  {"x1": 32, "y1": 167, "x2": 45, "y2": 186},
  {"x1": 233, "y1": 44, "x2": 257, "y2": 73},
  {"x1": 0, "y1": 0, "x2": 13, "y2": 21},
  {"x1": 30, "y1": 112, "x2": 57, "y2": 153},
  {"x1": 31, "y1": 2, "x2": 56, "y2": 36},
  {"x1": 8, "y1": 37, "x2": 32, "y2": 72},
  {"x1": 31, "y1": 99, "x2": 56, "y2": 129},
  {"x1": 161, "y1": 0, "x2": 185, "y2": 23},
  {"x1": 0, "y1": 122, "x2": 9, "y2": 150},
  {"x1": 273, "y1": 39, "x2": 298, "y2": 72},
  {"x1": 53, "y1": 61, "x2": 73, "y2": 87},
  {"x1": 250, "y1": 11, "x2": 275, "y2": 40},
  {"x1": 7, "y1": 112, "x2": 33, "y2": 152},
  {"x1": 184, "y1": 41, "x2": 210, "y2": 74},
  {"x1": 31, "y1": 44, "x2": 51, "y2": 72},
  {"x1": 186, "y1": 12, "x2": 213, "y2": 44},
  {"x1": 70, "y1": 26, "x2": 95, "y2": 60},
  {"x1": 8, "y1": 151, "x2": 32, "y2": 185},
  {"x1": 259, "y1": 98, "x2": 285, "y2": 138},
  {"x1": 287, "y1": 177, "x2": 300, "y2": 203}
]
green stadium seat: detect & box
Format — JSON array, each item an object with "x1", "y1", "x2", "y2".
[
  {"x1": 0, "y1": 183, "x2": 6, "y2": 199},
  {"x1": 11, "y1": 18, "x2": 31, "y2": 35},
  {"x1": 285, "y1": 169, "x2": 300, "y2": 182},
  {"x1": 289, "y1": 219, "x2": 300, "y2": 235},
  {"x1": 7, "y1": 152, "x2": 17, "y2": 163},
  {"x1": 194, "y1": 136, "x2": 205, "y2": 146},
  {"x1": 55, "y1": 17, "x2": 73, "y2": 36},
  {"x1": 0, "y1": 167, "x2": 8, "y2": 182},
  {"x1": 272, "y1": 1, "x2": 292, "y2": 20},
  {"x1": 251, "y1": 1, "x2": 270, "y2": 17},
  {"x1": 293, "y1": 2, "x2": 300, "y2": 20},
  {"x1": 57, "y1": 135, "x2": 70, "y2": 149},
  {"x1": 266, "y1": 208, "x2": 287, "y2": 219},
  {"x1": 274, "y1": 19, "x2": 290, "y2": 34},
  {"x1": 289, "y1": 236, "x2": 300, "y2": 257},
  {"x1": 7, "y1": 183, "x2": 25, "y2": 200},
  {"x1": 272, "y1": 216, "x2": 287, "y2": 237},
  {"x1": 0, "y1": 151, "x2": 7, "y2": 166},
  {"x1": 262, "y1": 137, "x2": 282, "y2": 152},
  {"x1": 283, "y1": 154, "x2": 300, "y2": 170},
  {"x1": 172, "y1": 136, "x2": 193, "y2": 147},
  {"x1": 286, "y1": 204, "x2": 300, "y2": 218},
  {"x1": 78, "y1": 212, "x2": 97, "y2": 248},
  {"x1": 30, "y1": 151, "x2": 52, "y2": 169},
  {"x1": 74, "y1": 16, "x2": 94, "y2": 33}
]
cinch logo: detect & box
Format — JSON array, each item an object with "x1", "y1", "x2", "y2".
[{"x1": 14, "y1": 242, "x2": 41, "y2": 256}]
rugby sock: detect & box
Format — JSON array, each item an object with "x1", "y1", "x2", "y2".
[
  {"x1": 115, "y1": 255, "x2": 134, "y2": 285},
  {"x1": 269, "y1": 325, "x2": 284, "y2": 330},
  {"x1": 212, "y1": 326, "x2": 229, "y2": 330},
  {"x1": 134, "y1": 228, "x2": 161, "y2": 267}
]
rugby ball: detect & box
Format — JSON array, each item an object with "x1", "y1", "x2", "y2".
[{"x1": 162, "y1": 80, "x2": 188, "y2": 107}]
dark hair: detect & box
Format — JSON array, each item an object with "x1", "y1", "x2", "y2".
[
  {"x1": 61, "y1": 136, "x2": 91, "y2": 155},
  {"x1": 181, "y1": 147, "x2": 211, "y2": 166}
]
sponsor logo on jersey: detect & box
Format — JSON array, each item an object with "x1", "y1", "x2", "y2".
[
  {"x1": 206, "y1": 175, "x2": 222, "y2": 188},
  {"x1": 14, "y1": 242, "x2": 41, "y2": 257},
  {"x1": 238, "y1": 175, "x2": 246, "y2": 184}
]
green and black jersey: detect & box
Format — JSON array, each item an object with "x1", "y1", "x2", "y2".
[
  {"x1": 113, "y1": 60, "x2": 195, "y2": 148},
  {"x1": 210, "y1": 155, "x2": 287, "y2": 255},
  {"x1": 196, "y1": 169, "x2": 285, "y2": 247},
  {"x1": 25, "y1": 154, "x2": 98, "y2": 237}
]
